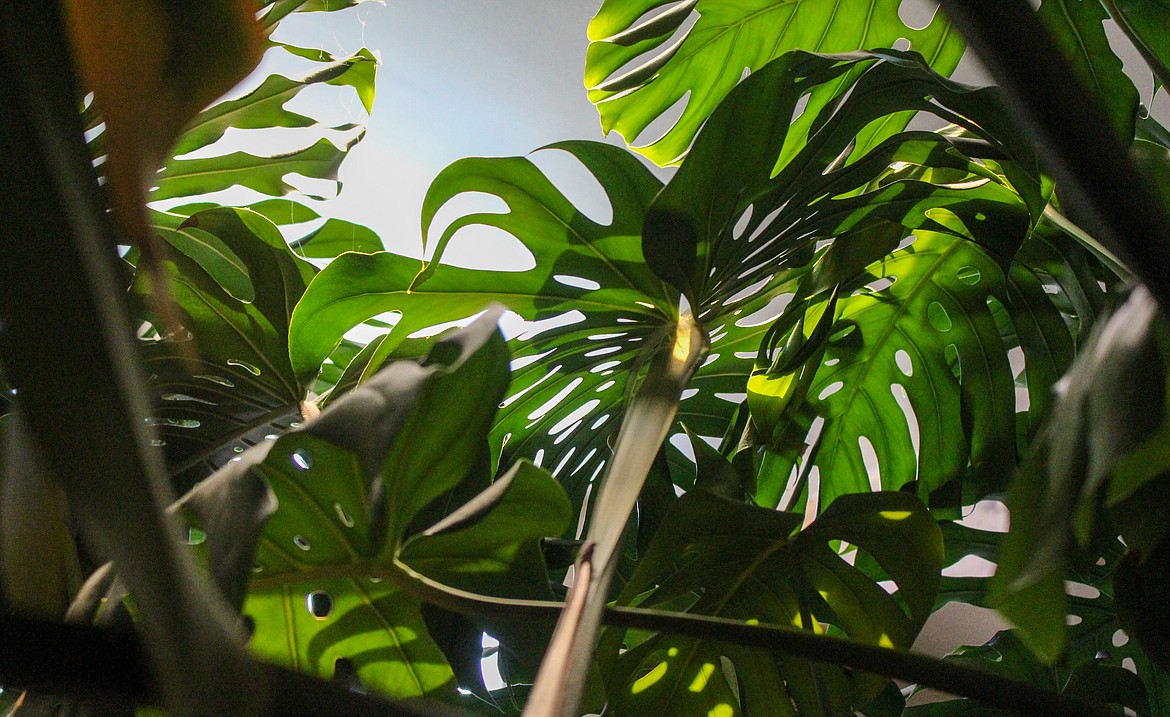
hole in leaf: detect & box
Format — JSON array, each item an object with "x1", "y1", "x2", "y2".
[
  {"x1": 790, "y1": 92, "x2": 811, "y2": 124},
  {"x1": 818, "y1": 381, "x2": 844, "y2": 400},
  {"x1": 241, "y1": 614, "x2": 255, "y2": 638},
  {"x1": 927, "y1": 301, "x2": 952, "y2": 332},
  {"x1": 334, "y1": 503, "x2": 355, "y2": 528},
  {"x1": 899, "y1": 0, "x2": 940, "y2": 29},
  {"x1": 550, "y1": 400, "x2": 601, "y2": 436},
  {"x1": 1066, "y1": 581, "x2": 1100, "y2": 599},
  {"x1": 145, "y1": 417, "x2": 201, "y2": 429},
  {"x1": 531, "y1": 148, "x2": 616, "y2": 226},
  {"x1": 554, "y1": 275, "x2": 602, "y2": 291},
  {"x1": 724, "y1": 275, "x2": 773, "y2": 305},
  {"x1": 735, "y1": 293, "x2": 793, "y2": 328},
  {"x1": 592, "y1": 360, "x2": 622, "y2": 374},
  {"x1": 291, "y1": 449, "x2": 312, "y2": 470},
  {"x1": 227, "y1": 359, "x2": 261, "y2": 376},
  {"x1": 161, "y1": 393, "x2": 217, "y2": 405},
  {"x1": 944, "y1": 343, "x2": 961, "y2": 381},
  {"x1": 307, "y1": 591, "x2": 333, "y2": 619},
  {"x1": 528, "y1": 377, "x2": 584, "y2": 421},
  {"x1": 829, "y1": 323, "x2": 858, "y2": 344},
  {"x1": 858, "y1": 436, "x2": 881, "y2": 491},
  {"x1": 732, "y1": 205, "x2": 754, "y2": 239},
  {"x1": 890, "y1": 384, "x2": 920, "y2": 468},
  {"x1": 293, "y1": 535, "x2": 312, "y2": 551},
  {"x1": 634, "y1": 91, "x2": 692, "y2": 154},
  {"x1": 895, "y1": 349, "x2": 913, "y2": 377},
  {"x1": 956, "y1": 265, "x2": 981, "y2": 285}
]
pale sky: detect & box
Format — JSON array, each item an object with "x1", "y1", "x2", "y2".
[
  {"x1": 174, "y1": 1, "x2": 1167, "y2": 270},
  {"x1": 269, "y1": 1, "x2": 655, "y2": 262}
]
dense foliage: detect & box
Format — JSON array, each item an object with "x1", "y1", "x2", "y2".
[{"x1": 4, "y1": 1, "x2": 1170, "y2": 716}]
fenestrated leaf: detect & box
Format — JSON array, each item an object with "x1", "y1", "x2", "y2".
[
  {"x1": 753, "y1": 229, "x2": 1078, "y2": 514},
  {"x1": 600, "y1": 490, "x2": 941, "y2": 717},
  {"x1": 171, "y1": 47, "x2": 377, "y2": 156},
  {"x1": 133, "y1": 207, "x2": 317, "y2": 490},
  {"x1": 288, "y1": 218, "x2": 385, "y2": 258},
  {"x1": 201, "y1": 313, "x2": 573, "y2": 700},
  {"x1": 992, "y1": 287, "x2": 1166, "y2": 662},
  {"x1": 260, "y1": 0, "x2": 381, "y2": 29},
  {"x1": 584, "y1": 0, "x2": 965, "y2": 166},
  {"x1": 914, "y1": 538, "x2": 1167, "y2": 716},
  {"x1": 151, "y1": 133, "x2": 363, "y2": 202},
  {"x1": 289, "y1": 141, "x2": 679, "y2": 524},
  {"x1": 1037, "y1": 0, "x2": 1139, "y2": 141},
  {"x1": 642, "y1": 50, "x2": 1038, "y2": 309}
]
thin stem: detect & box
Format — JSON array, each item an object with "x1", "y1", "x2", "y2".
[{"x1": 385, "y1": 559, "x2": 1116, "y2": 717}]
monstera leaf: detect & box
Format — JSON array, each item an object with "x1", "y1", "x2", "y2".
[
  {"x1": 993, "y1": 287, "x2": 1169, "y2": 663},
  {"x1": 134, "y1": 207, "x2": 317, "y2": 491},
  {"x1": 134, "y1": 40, "x2": 375, "y2": 224},
  {"x1": 177, "y1": 312, "x2": 571, "y2": 700},
  {"x1": 260, "y1": 0, "x2": 382, "y2": 29},
  {"x1": 598, "y1": 490, "x2": 942, "y2": 716},
  {"x1": 585, "y1": 0, "x2": 965, "y2": 165},
  {"x1": 288, "y1": 141, "x2": 682, "y2": 524},
  {"x1": 911, "y1": 538, "x2": 1168, "y2": 716},
  {"x1": 287, "y1": 49, "x2": 1103, "y2": 544},
  {"x1": 1037, "y1": 0, "x2": 1139, "y2": 141},
  {"x1": 749, "y1": 228, "x2": 1089, "y2": 514}
]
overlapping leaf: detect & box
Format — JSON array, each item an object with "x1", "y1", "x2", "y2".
[
  {"x1": 1106, "y1": 0, "x2": 1170, "y2": 90},
  {"x1": 289, "y1": 141, "x2": 680, "y2": 523},
  {"x1": 993, "y1": 287, "x2": 1168, "y2": 662},
  {"x1": 911, "y1": 538, "x2": 1170, "y2": 716},
  {"x1": 599, "y1": 490, "x2": 942, "y2": 716},
  {"x1": 751, "y1": 229, "x2": 1085, "y2": 514},
  {"x1": 259, "y1": 0, "x2": 382, "y2": 29},
  {"x1": 289, "y1": 50, "x2": 1076, "y2": 533},
  {"x1": 134, "y1": 207, "x2": 316, "y2": 490},
  {"x1": 642, "y1": 50, "x2": 1038, "y2": 309},
  {"x1": 179, "y1": 314, "x2": 571, "y2": 701},
  {"x1": 1037, "y1": 0, "x2": 1139, "y2": 141},
  {"x1": 585, "y1": 0, "x2": 966, "y2": 166}
]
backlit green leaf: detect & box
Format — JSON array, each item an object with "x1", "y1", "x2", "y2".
[
  {"x1": 601, "y1": 490, "x2": 941, "y2": 716},
  {"x1": 1038, "y1": 0, "x2": 1139, "y2": 141},
  {"x1": 585, "y1": 0, "x2": 965, "y2": 165}
]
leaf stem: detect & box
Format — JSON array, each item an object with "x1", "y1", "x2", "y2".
[{"x1": 389, "y1": 559, "x2": 1116, "y2": 717}]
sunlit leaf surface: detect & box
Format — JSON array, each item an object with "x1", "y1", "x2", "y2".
[{"x1": 585, "y1": 0, "x2": 965, "y2": 165}]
